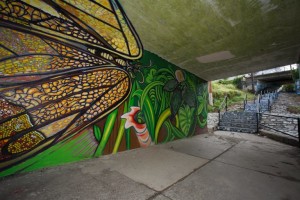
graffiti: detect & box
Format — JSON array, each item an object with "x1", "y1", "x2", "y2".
[
  {"x1": 0, "y1": 0, "x2": 207, "y2": 177},
  {"x1": 0, "y1": 0, "x2": 141, "y2": 170},
  {"x1": 121, "y1": 106, "x2": 152, "y2": 148}
]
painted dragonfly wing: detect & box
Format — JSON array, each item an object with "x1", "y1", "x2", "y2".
[
  {"x1": 0, "y1": 67, "x2": 130, "y2": 166},
  {"x1": 0, "y1": 0, "x2": 142, "y2": 60},
  {"x1": 0, "y1": 26, "x2": 113, "y2": 84},
  {"x1": 0, "y1": 0, "x2": 140, "y2": 169}
]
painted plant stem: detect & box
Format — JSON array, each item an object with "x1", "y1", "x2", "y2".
[
  {"x1": 125, "y1": 82, "x2": 137, "y2": 150},
  {"x1": 175, "y1": 115, "x2": 180, "y2": 128},
  {"x1": 94, "y1": 109, "x2": 118, "y2": 157},
  {"x1": 93, "y1": 125, "x2": 102, "y2": 142},
  {"x1": 197, "y1": 116, "x2": 207, "y2": 128},
  {"x1": 112, "y1": 102, "x2": 128, "y2": 153},
  {"x1": 132, "y1": 89, "x2": 156, "y2": 140},
  {"x1": 155, "y1": 108, "x2": 171, "y2": 143}
]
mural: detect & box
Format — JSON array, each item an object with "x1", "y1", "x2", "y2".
[{"x1": 0, "y1": 0, "x2": 207, "y2": 177}]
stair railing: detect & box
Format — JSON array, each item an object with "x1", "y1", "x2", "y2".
[
  {"x1": 218, "y1": 95, "x2": 228, "y2": 126},
  {"x1": 243, "y1": 94, "x2": 247, "y2": 110},
  {"x1": 255, "y1": 90, "x2": 278, "y2": 132},
  {"x1": 256, "y1": 90, "x2": 278, "y2": 113}
]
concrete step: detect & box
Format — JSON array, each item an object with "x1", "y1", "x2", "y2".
[
  {"x1": 223, "y1": 111, "x2": 256, "y2": 116},
  {"x1": 219, "y1": 120, "x2": 257, "y2": 127},
  {"x1": 217, "y1": 126, "x2": 257, "y2": 133},
  {"x1": 221, "y1": 116, "x2": 257, "y2": 120},
  {"x1": 218, "y1": 111, "x2": 258, "y2": 133},
  {"x1": 219, "y1": 122, "x2": 257, "y2": 129},
  {"x1": 222, "y1": 116, "x2": 256, "y2": 120}
]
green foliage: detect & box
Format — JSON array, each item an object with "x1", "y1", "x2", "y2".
[
  {"x1": 291, "y1": 68, "x2": 299, "y2": 81},
  {"x1": 283, "y1": 84, "x2": 295, "y2": 92},
  {"x1": 287, "y1": 106, "x2": 300, "y2": 114},
  {"x1": 232, "y1": 77, "x2": 243, "y2": 89},
  {"x1": 209, "y1": 81, "x2": 254, "y2": 112},
  {"x1": 218, "y1": 79, "x2": 233, "y2": 85}
]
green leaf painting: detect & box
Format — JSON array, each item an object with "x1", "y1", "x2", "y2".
[
  {"x1": 170, "y1": 89, "x2": 183, "y2": 117},
  {"x1": 0, "y1": 50, "x2": 207, "y2": 177},
  {"x1": 179, "y1": 105, "x2": 196, "y2": 135},
  {"x1": 93, "y1": 125, "x2": 102, "y2": 142},
  {"x1": 163, "y1": 79, "x2": 179, "y2": 92},
  {"x1": 183, "y1": 87, "x2": 197, "y2": 107}
]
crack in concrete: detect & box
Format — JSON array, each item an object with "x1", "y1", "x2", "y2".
[
  {"x1": 214, "y1": 160, "x2": 300, "y2": 183},
  {"x1": 145, "y1": 144, "x2": 237, "y2": 200}
]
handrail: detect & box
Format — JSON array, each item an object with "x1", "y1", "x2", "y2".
[
  {"x1": 243, "y1": 94, "x2": 247, "y2": 110},
  {"x1": 218, "y1": 95, "x2": 228, "y2": 126},
  {"x1": 218, "y1": 95, "x2": 228, "y2": 111},
  {"x1": 218, "y1": 90, "x2": 299, "y2": 146}
]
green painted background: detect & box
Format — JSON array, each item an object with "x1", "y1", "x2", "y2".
[{"x1": 0, "y1": 50, "x2": 207, "y2": 177}]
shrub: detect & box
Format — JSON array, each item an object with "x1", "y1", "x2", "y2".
[
  {"x1": 218, "y1": 79, "x2": 233, "y2": 85},
  {"x1": 232, "y1": 77, "x2": 243, "y2": 89},
  {"x1": 282, "y1": 84, "x2": 295, "y2": 92},
  {"x1": 291, "y1": 68, "x2": 299, "y2": 81}
]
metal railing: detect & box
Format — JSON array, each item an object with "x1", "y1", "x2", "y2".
[
  {"x1": 244, "y1": 91, "x2": 278, "y2": 113},
  {"x1": 243, "y1": 94, "x2": 247, "y2": 110},
  {"x1": 218, "y1": 95, "x2": 228, "y2": 126},
  {"x1": 220, "y1": 90, "x2": 299, "y2": 146}
]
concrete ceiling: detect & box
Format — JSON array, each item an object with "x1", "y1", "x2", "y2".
[{"x1": 119, "y1": 0, "x2": 300, "y2": 81}]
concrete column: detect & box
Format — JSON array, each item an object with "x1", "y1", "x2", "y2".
[
  {"x1": 208, "y1": 81, "x2": 213, "y2": 106},
  {"x1": 251, "y1": 72, "x2": 255, "y2": 93},
  {"x1": 297, "y1": 63, "x2": 300, "y2": 79}
]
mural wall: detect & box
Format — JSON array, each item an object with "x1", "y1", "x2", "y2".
[{"x1": 0, "y1": 0, "x2": 207, "y2": 177}]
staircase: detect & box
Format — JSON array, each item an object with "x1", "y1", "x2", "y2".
[
  {"x1": 217, "y1": 91, "x2": 278, "y2": 134},
  {"x1": 218, "y1": 111, "x2": 257, "y2": 133}
]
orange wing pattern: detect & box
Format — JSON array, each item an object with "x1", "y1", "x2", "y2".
[
  {"x1": 0, "y1": 68, "x2": 130, "y2": 161},
  {"x1": 0, "y1": 0, "x2": 142, "y2": 59},
  {"x1": 0, "y1": 0, "x2": 142, "y2": 169}
]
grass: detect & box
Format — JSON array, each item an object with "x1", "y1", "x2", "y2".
[
  {"x1": 209, "y1": 82, "x2": 255, "y2": 112},
  {"x1": 287, "y1": 106, "x2": 300, "y2": 114}
]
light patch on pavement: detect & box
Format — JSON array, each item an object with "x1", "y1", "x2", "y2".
[{"x1": 100, "y1": 147, "x2": 208, "y2": 191}]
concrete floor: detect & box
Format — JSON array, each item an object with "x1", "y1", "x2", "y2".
[{"x1": 1, "y1": 131, "x2": 300, "y2": 200}]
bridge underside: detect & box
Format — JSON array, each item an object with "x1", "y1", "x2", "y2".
[
  {"x1": 245, "y1": 72, "x2": 294, "y2": 92},
  {"x1": 256, "y1": 71, "x2": 294, "y2": 85},
  {"x1": 120, "y1": 0, "x2": 300, "y2": 80}
]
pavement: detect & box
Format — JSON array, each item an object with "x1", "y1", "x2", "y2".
[{"x1": 1, "y1": 131, "x2": 300, "y2": 200}]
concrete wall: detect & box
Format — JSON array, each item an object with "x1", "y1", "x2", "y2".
[
  {"x1": 261, "y1": 115, "x2": 298, "y2": 137},
  {"x1": 0, "y1": 0, "x2": 207, "y2": 177}
]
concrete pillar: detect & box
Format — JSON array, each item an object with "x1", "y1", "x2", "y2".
[
  {"x1": 297, "y1": 63, "x2": 300, "y2": 79},
  {"x1": 208, "y1": 81, "x2": 213, "y2": 106},
  {"x1": 296, "y1": 63, "x2": 300, "y2": 95},
  {"x1": 251, "y1": 72, "x2": 255, "y2": 93}
]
